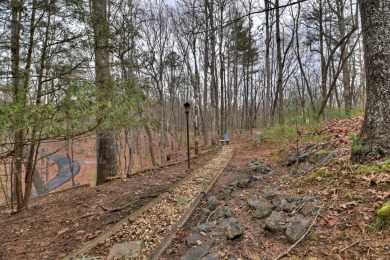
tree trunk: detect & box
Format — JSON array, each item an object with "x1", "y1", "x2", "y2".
[
  {"x1": 193, "y1": 40, "x2": 200, "y2": 155},
  {"x1": 144, "y1": 123, "x2": 157, "y2": 167},
  {"x1": 10, "y1": 0, "x2": 25, "y2": 211},
  {"x1": 352, "y1": 0, "x2": 390, "y2": 162},
  {"x1": 208, "y1": 0, "x2": 218, "y2": 145},
  {"x1": 203, "y1": 0, "x2": 209, "y2": 146},
  {"x1": 275, "y1": 0, "x2": 284, "y2": 125},
  {"x1": 219, "y1": 2, "x2": 225, "y2": 138},
  {"x1": 264, "y1": 0, "x2": 272, "y2": 128},
  {"x1": 92, "y1": 0, "x2": 118, "y2": 185},
  {"x1": 335, "y1": 0, "x2": 352, "y2": 115}
]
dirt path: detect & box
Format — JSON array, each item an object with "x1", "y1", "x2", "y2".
[
  {"x1": 162, "y1": 138, "x2": 283, "y2": 259},
  {"x1": 0, "y1": 149, "x2": 219, "y2": 260},
  {"x1": 68, "y1": 146, "x2": 234, "y2": 259}
]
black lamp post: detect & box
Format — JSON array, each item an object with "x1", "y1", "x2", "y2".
[{"x1": 184, "y1": 102, "x2": 191, "y2": 169}]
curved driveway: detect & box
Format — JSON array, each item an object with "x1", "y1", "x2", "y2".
[{"x1": 46, "y1": 154, "x2": 81, "y2": 192}]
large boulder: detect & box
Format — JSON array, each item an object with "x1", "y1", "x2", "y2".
[
  {"x1": 246, "y1": 160, "x2": 274, "y2": 174},
  {"x1": 219, "y1": 217, "x2": 243, "y2": 239},
  {"x1": 212, "y1": 206, "x2": 232, "y2": 220},
  {"x1": 180, "y1": 241, "x2": 213, "y2": 260},
  {"x1": 285, "y1": 216, "x2": 311, "y2": 243},
  {"x1": 186, "y1": 233, "x2": 204, "y2": 247},
  {"x1": 207, "y1": 196, "x2": 219, "y2": 210},
  {"x1": 264, "y1": 211, "x2": 283, "y2": 232},
  {"x1": 248, "y1": 198, "x2": 272, "y2": 219},
  {"x1": 197, "y1": 222, "x2": 215, "y2": 232}
]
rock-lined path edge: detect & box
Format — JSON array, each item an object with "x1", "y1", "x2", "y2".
[{"x1": 64, "y1": 146, "x2": 234, "y2": 260}]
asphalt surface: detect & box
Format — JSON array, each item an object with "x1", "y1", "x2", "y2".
[{"x1": 46, "y1": 154, "x2": 81, "y2": 191}]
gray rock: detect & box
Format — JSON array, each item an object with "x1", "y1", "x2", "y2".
[
  {"x1": 309, "y1": 151, "x2": 328, "y2": 164},
  {"x1": 275, "y1": 199, "x2": 288, "y2": 210},
  {"x1": 271, "y1": 195, "x2": 285, "y2": 207},
  {"x1": 276, "y1": 199, "x2": 297, "y2": 213},
  {"x1": 248, "y1": 199, "x2": 272, "y2": 219},
  {"x1": 186, "y1": 233, "x2": 204, "y2": 247},
  {"x1": 207, "y1": 196, "x2": 219, "y2": 210},
  {"x1": 220, "y1": 217, "x2": 243, "y2": 239},
  {"x1": 286, "y1": 196, "x2": 301, "y2": 203},
  {"x1": 250, "y1": 175, "x2": 264, "y2": 181},
  {"x1": 285, "y1": 216, "x2": 311, "y2": 243},
  {"x1": 285, "y1": 156, "x2": 297, "y2": 166},
  {"x1": 292, "y1": 163, "x2": 312, "y2": 176},
  {"x1": 228, "y1": 180, "x2": 239, "y2": 188},
  {"x1": 181, "y1": 241, "x2": 213, "y2": 260},
  {"x1": 287, "y1": 152, "x2": 310, "y2": 167},
  {"x1": 247, "y1": 160, "x2": 274, "y2": 174},
  {"x1": 247, "y1": 198, "x2": 261, "y2": 208},
  {"x1": 106, "y1": 240, "x2": 143, "y2": 259},
  {"x1": 217, "y1": 187, "x2": 233, "y2": 200},
  {"x1": 298, "y1": 152, "x2": 310, "y2": 162},
  {"x1": 202, "y1": 252, "x2": 220, "y2": 260},
  {"x1": 304, "y1": 143, "x2": 316, "y2": 150},
  {"x1": 315, "y1": 151, "x2": 335, "y2": 167},
  {"x1": 265, "y1": 211, "x2": 283, "y2": 232},
  {"x1": 302, "y1": 195, "x2": 319, "y2": 202},
  {"x1": 198, "y1": 222, "x2": 215, "y2": 232},
  {"x1": 237, "y1": 178, "x2": 250, "y2": 188},
  {"x1": 284, "y1": 202, "x2": 297, "y2": 213},
  {"x1": 261, "y1": 189, "x2": 277, "y2": 200},
  {"x1": 213, "y1": 206, "x2": 232, "y2": 219},
  {"x1": 300, "y1": 203, "x2": 319, "y2": 216},
  {"x1": 200, "y1": 208, "x2": 212, "y2": 222},
  {"x1": 209, "y1": 231, "x2": 222, "y2": 238}
]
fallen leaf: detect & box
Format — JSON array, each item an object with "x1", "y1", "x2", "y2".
[
  {"x1": 361, "y1": 174, "x2": 390, "y2": 186},
  {"x1": 340, "y1": 201, "x2": 358, "y2": 209},
  {"x1": 355, "y1": 221, "x2": 367, "y2": 234}
]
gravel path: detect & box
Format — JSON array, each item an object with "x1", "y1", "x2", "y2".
[{"x1": 68, "y1": 146, "x2": 234, "y2": 259}]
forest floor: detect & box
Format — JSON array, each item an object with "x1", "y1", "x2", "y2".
[{"x1": 0, "y1": 116, "x2": 389, "y2": 260}]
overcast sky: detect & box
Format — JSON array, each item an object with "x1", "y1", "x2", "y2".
[{"x1": 165, "y1": 0, "x2": 176, "y2": 7}]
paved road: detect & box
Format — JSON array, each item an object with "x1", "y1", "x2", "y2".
[
  {"x1": 32, "y1": 154, "x2": 81, "y2": 196},
  {"x1": 46, "y1": 154, "x2": 81, "y2": 192}
]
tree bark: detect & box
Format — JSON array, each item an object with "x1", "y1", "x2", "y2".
[
  {"x1": 92, "y1": 0, "x2": 118, "y2": 185},
  {"x1": 352, "y1": 0, "x2": 390, "y2": 162},
  {"x1": 144, "y1": 123, "x2": 157, "y2": 167},
  {"x1": 275, "y1": 0, "x2": 284, "y2": 125},
  {"x1": 10, "y1": 0, "x2": 25, "y2": 210},
  {"x1": 335, "y1": 0, "x2": 352, "y2": 115},
  {"x1": 203, "y1": 0, "x2": 209, "y2": 146},
  {"x1": 208, "y1": 0, "x2": 218, "y2": 145}
]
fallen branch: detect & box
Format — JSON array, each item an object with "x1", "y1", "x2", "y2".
[
  {"x1": 339, "y1": 239, "x2": 367, "y2": 253},
  {"x1": 206, "y1": 205, "x2": 223, "y2": 223},
  {"x1": 288, "y1": 202, "x2": 305, "y2": 216},
  {"x1": 274, "y1": 205, "x2": 323, "y2": 260},
  {"x1": 80, "y1": 213, "x2": 95, "y2": 219}
]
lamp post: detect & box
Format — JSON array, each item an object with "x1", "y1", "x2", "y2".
[{"x1": 184, "y1": 102, "x2": 191, "y2": 169}]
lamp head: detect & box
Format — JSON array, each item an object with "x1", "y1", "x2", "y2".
[{"x1": 184, "y1": 102, "x2": 190, "y2": 113}]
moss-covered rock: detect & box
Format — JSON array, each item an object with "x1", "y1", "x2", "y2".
[{"x1": 368, "y1": 201, "x2": 390, "y2": 231}]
